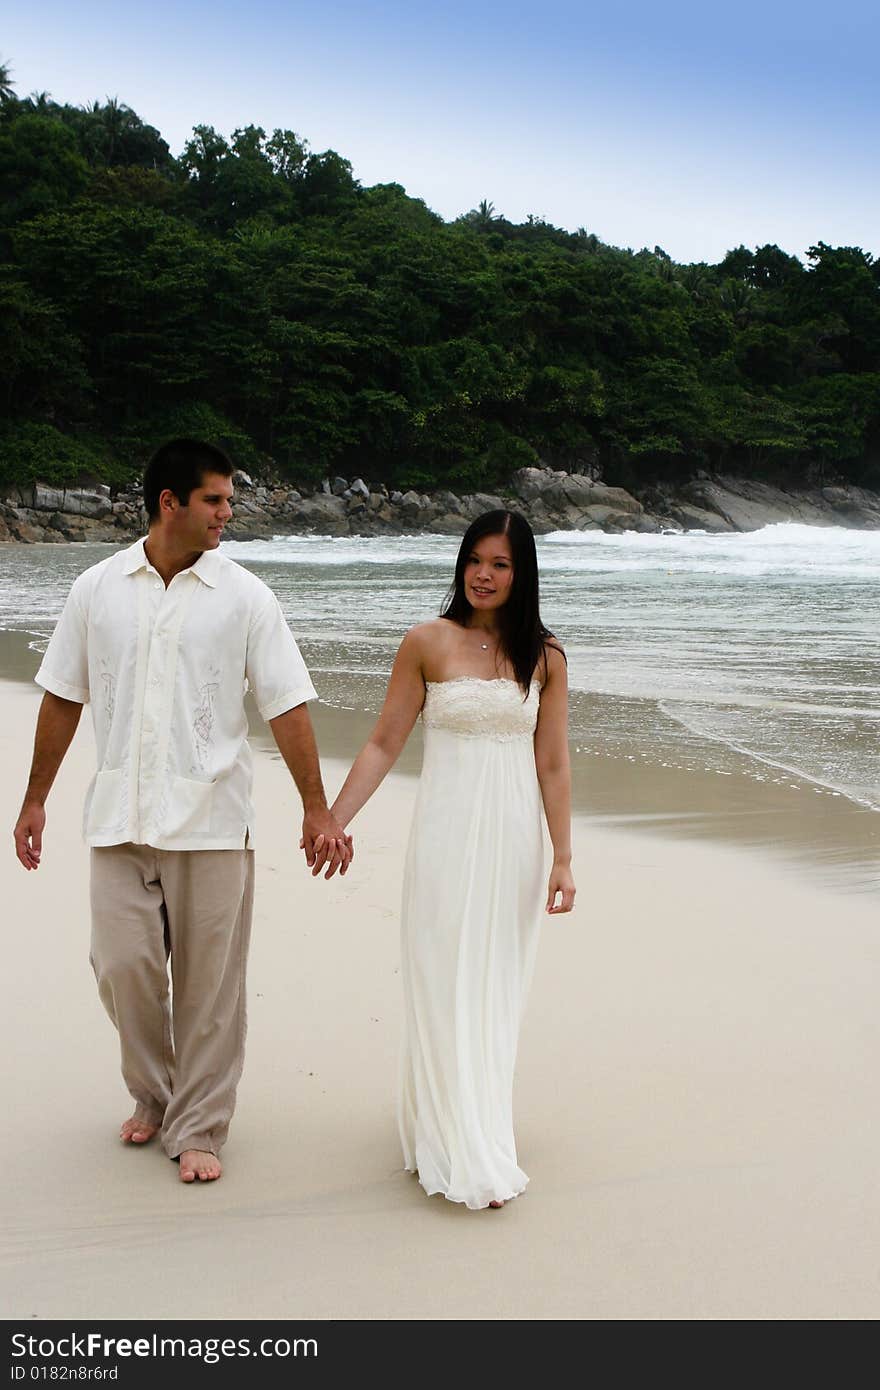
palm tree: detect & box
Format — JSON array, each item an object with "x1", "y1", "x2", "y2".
[
  {"x1": 719, "y1": 279, "x2": 756, "y2": 319},
  {"x1": 81, "y1": 96, "x2": 136, "y2": 165},
  {"x1": 0, "y1": 59, "x2": 14, "y2": 104}
]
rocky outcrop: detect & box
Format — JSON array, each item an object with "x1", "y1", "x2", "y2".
[
  {"x1": 3, "y1": 466, "x2": 880, "y2": 543},
  {"x1": 642, "y1": 474, "x2": 880, "y2": 534}
]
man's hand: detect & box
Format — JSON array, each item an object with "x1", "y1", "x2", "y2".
[
  {"x1": 14, "y1": 801, "x2": 46, "y2": 871},
  {"x1": 13, "y1": 691, "x2": 82, "y2": 872},
  {"x1": 301, "y1": 809, "x2": 354, "y2": 879}
]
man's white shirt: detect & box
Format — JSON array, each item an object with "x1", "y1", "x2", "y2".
[{"x1": 36, "y1": 537, "x2": 317, "y2": 849}]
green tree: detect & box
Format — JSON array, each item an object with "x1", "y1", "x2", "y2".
[
  {"x1": 0, "y1": 59, "x2": 15, "y2": 104},
  {"x1": 0, "y1": 114, "x2": 89, "y2": 225}
]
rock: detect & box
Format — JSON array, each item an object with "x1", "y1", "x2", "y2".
[
  {"x1": 320, "y1": 479, "x2": 332, "y2": 495},
  {"x1": 682, "y1": 480, "x2": 794, "y2": 531},
  {"x1": 2, "y1": 485, "x2": 30, "y2": 507},
  {"x1": 602, "y1": 513, "x2": 639, "y2": 533},
  {"x1": 398, "y1": 490, "x2": 426, "y2": 521},
  {"x1": 12, "y1": 519, "x2": 53, "y2": 542},
  {"x1": 367, "y1": 501, "x2": 398, "y2": 526},
  {"x1": 428, "y1": 513, "x2": 467, "y2": 535},
  {"x1": 460, "y1": 493, "x2": 506, "y2": 519},
  {"x1": 0, "y1": 514, "x2": 12, "y2": 541},
  {"x1": 683, "y1": 476, "x2": 831, "y2": 532},
  {"x1": 291, "y1": 495, "x2": 350, "y2": 535},
  {"x1": 434, "y1": 489, "x2": 464, "y2": 515},
  {"x1": 820, "y1": 483, "x2": 880, "y2": 528},
  {"x1": 331, "y1": 476, "x2": 348, "y2": 496},
  {"x1": 670, "y1": 503, "x2": 734, "y2": 533},
  {"x1": 522, "y1": 498, "x2": 557, "y2": 534},
  {"x1": 628, "y1": 512, "x2": 666, "y2": 533},
  {"x1": 32, "y1": 486, "x2": 112, "y2": 519},
  {"x1": 49, "y1": 513, "x2": 119, "y2": 542},
  {"x1": 368, "y1": 492, "x2": 385, "y2": 511},
  {"x1": 390, "y1": 490, "x2": 403, "y2": 504},
  {"x1": 232, "y1": 470, "x2": 253, "y2": 488},
  {"x1": 31, "y1": 485, "x2": 67, "y2": 512},
  {"x1": 543, "y1": 474, "x2": 642, "y2": 516},
  {"x1": 541, "y1": 476, "x2": 590, "y2": 510},
  {"x1": 350, "y1": 477, "x2": 370, "y2": 499},
  {"x1": 582, "y1": 504, "x2": 623, "y2": 526},
  {"x1": 510, "y1": 467, "x2": 553, "y2": 502},
  {"x1": 345, "y1": 495, "x2": 367, "y2": 515},
  {"x1": 72, "y1": 490, "x2": 113, "y2": 519}
]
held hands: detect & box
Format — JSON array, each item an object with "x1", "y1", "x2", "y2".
[
  {"x1": 546, "y1": 860, "x2": 575, "y2": 914},
  {"x1": 13, "y1": 801, "x2": 45, "y2": 871},
  {"x1": 300, "y1": 807, "x2": 354, "y2": 880}
]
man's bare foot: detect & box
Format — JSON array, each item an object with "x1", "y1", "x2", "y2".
[
  {"x1": 488, "y1": 1199, "x2": 505, "y2": 1209},
  {"x1": 120, "y1": 1115, "x2": 159, "y2": 1145},
  {"x1": 179, "y1": 1149, "x2": 222, "y2": 1183}
]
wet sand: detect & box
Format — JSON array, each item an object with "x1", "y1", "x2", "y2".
[{"x1": 2, "y1": 672, "x2": 880, "y2": 1320}]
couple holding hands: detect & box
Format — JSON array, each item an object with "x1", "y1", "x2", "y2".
[{"x1": 14, "y1": 439, "x2": 574, "y2": 1210}]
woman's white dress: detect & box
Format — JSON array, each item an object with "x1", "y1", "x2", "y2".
[{"x1": 398, "y1": 676, "x2": 545, "y2": 1209}]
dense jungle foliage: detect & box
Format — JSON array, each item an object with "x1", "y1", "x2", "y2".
[{"x1": 1, "y1": 66, "x2": 878, "y2": 492}]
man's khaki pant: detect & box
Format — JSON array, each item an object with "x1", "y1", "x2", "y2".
[{"x1": 90, "y1": 843, "x2": 255, "y2": 1159}]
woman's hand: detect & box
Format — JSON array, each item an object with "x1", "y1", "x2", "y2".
[{"x1": 546, "y1": 861, "x2": 576, "y2": 914}]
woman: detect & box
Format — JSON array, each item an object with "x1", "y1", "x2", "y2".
[{"x1": 331, "y1": 510, "x2": 575, "y2": 1209}]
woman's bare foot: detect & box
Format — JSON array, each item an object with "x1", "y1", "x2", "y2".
[
  {"x1": 120, "y1": 1115, "x2": 159, "y2": 1145},
  {"x1": 179, "y1": 1149, "x2": 222, "y2": 1183},
  {"x1": 488, "y1": 1199, "x2": 505, "y2": 1209}
]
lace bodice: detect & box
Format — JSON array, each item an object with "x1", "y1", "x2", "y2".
[{"x1": 422, "y1": 677, "x2": 540, "y2": 741}]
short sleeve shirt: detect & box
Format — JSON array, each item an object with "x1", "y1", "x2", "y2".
[{"x1": 35, "y1": 538, "x2": 317, "y2": 849}]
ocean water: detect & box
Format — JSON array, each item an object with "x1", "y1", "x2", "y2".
[{"x1": 1, "y1": 523, "x2": 879, "y2": 817}]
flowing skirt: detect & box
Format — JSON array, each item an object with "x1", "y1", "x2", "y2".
[{"x1": 398, "y1": 725, "x2": 544, "y2": 1209}]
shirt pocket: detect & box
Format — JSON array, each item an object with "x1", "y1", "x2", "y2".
[
  {"x1": 86, "y1": 768, "x2": 123, "y2": 833},
  {"x1": 164, "y1": 776, "x2": 216, "y2": 837}
]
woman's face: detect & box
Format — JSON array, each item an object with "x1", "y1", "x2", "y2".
[{"x1": 463, "y1": 533, "x2": 514, "y2": 613}]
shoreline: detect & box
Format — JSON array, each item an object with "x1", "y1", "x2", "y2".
[
  {"x1": 5, "y1": 467, "x2": 880, "y2": 546},
  {"x1": 3, "y1": 624, "x2": 878, "y2": 895},
  {"x1": 3, "y1": 677, "x2": 880, "y2": 1319}
]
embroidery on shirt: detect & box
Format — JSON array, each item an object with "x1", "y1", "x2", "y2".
[
  {"x1": 99, "y1": 662, "x2": 116, "y2": 722},
  {"x1": 191, "y1": 668, "x2": 221, "y2": 772}
]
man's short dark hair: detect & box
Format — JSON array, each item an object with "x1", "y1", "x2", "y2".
[{"x1": 143, "y1": 439, "x2": 234, "y2": 521}]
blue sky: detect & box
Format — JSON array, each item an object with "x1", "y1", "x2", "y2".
[{"x1": 4, "y1": 0, "x2": 877, "y2": 263}]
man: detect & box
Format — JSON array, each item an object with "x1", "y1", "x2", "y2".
[{"x1": 13, "y1": 439, "x2": 350, "y2": 1183}]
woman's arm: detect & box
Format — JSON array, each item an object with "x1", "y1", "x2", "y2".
[
  {"x1": 331, "y1": 628, "x2": 428, "y2": 829},
  {"x1": 534, "y1": 644, "x2": 576, "y2": 914}
]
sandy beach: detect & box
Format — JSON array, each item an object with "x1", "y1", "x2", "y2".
[{"x1": 2, "y1": 673, "x2": 880, "y2": 1322}]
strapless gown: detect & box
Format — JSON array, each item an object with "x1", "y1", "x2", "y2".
[{"x1": 398, "y1": 676, "x2": 545, "y2": 1209}]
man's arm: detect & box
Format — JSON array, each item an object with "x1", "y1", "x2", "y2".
[
  {"x1": 268, "y1": 703, "x2": 352, "y2": 879},
  {"x1": 13, "y1": 692, "x2": 83, "y2": 870}
]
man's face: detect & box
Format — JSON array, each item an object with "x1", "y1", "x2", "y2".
[{"x1": 162, "y1": 471, "x2": 234, "y2": 551}]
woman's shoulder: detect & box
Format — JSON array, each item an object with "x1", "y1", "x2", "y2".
[
  {"x1": 404, "y1": 617, "x2": 456, "y2": 644},
  {"x1": 396, "y1": 618, "x2": 456, "y2": 661},
  {"x1": 537, "y1": 636, "x2": 567, "y2": 688}
]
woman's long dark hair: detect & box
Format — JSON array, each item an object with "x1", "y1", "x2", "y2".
[{"x1": 440, "y1": 510, "x2": 559, "y2": 694}]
